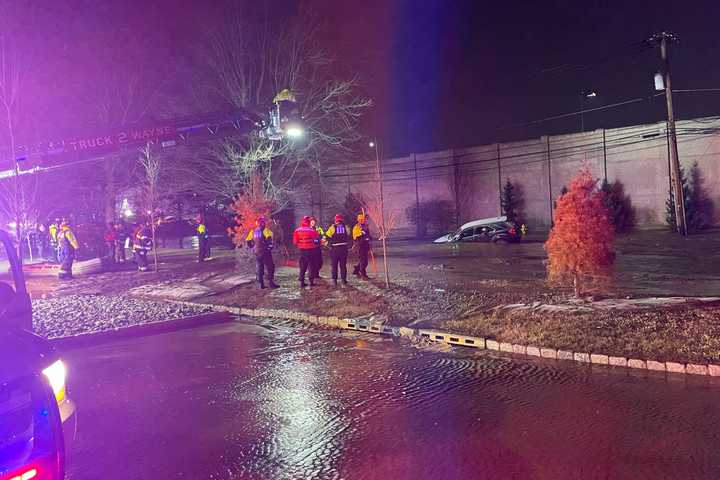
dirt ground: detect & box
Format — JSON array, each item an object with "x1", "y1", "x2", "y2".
[{"x1": 29, "y1": 228, "x2": 720, "y2": 364}]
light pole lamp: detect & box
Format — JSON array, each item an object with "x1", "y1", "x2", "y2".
[
  {"x1": 369, "y1": 139, "x2": 390, "y2": 288},
  {"x1": 580, "y1": 89, "x2": 598, "y2": 132}
]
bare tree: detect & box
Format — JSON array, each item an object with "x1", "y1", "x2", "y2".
[
  {"x1": 198, "y1": 2, "x2": 371, "y2": 209},
  {"x1": 0, "y1": 13, "x2": 32, "y2": 261},
  {"x1": 138, "y1": 143, "x2": 161, "y2": 271}
]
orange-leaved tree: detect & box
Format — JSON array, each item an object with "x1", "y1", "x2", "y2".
[
  {"x1": 226, "y1": 172, "x2": 275, "y2": 248},
  {"x1": 544, "y1": 168, "x2": 615, "y2": 296}
]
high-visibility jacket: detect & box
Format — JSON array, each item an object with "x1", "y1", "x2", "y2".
[
  {"x1": 197, "y1": 223, "x2": 209, "y2": 239},
  {"x1": 49, "y1": 224, "x2": 59, "y2": 243},
  {"x1": 325, "y1": 222, "x2": 350, "y2": 247},
  {"x1": 245, "y1": 227, "x2": 274, "y2": 257},
  {"x1": 57, "y1": 226, "x2": 79, "y2": 251},
  {"x1": 293, "y1": 226, "x2": 319, "y2": 250},
  {"x1": 132, "y1": 226, "x2": 152, "y2": 251},
  {"x1": 352, "y1": 223, "x2": 371, "y2": 245}
]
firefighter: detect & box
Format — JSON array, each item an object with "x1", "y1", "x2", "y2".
[
  {"x1": 352, "y1": 213, "x2": 371, "y2": 280},
  {"x1": 48, "y1": 219, "x2": 59, "y2": 263},
  {"x1": 293, "y1": 215, "x2": 320, "y2": 287},
  {"x1": 309, "y1": 216, "x2": 324, "y2": 280},
  {"x1": 114, "y1": 222, "x2": 128, "y2": 263},
  {"x1": 197, "y1": 215, "x2": 212, "y2": 262},
  {"x1": 132, "y1": 222, "x2": 152, "y2": 272},
  {"x1": 245, "y1": 216, "x2": 279, "y2": 289},
  {"x1": 57, "y1": 220, "x2": 79, "y2": 280},
  {"x1": 104, "y1": 222, "x2": 117, "y2": 263},
  {"x1": 325, "y1": 214, "x2": 350, "y2": 286}
]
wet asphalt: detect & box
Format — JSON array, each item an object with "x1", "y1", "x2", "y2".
[{"x1": 61, "y1": 317, "x2": 720, "y2": 480}]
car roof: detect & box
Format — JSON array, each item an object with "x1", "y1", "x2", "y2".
[{"x1": 459, "y1": 216, "x2": 508, "y2": 230}]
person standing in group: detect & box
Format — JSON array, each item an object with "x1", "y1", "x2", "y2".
[
  {"x1": 37, "y1": 223, "x2": 49, "y2": 260},
  {"x1": 325, "y1": 214, "x2": 350, "y2": 286},
  {"x1": 245, "y1": 215, "x2": 279, "y2": 289},
  {"x1": 57, "y1": 219, "x2": 79, "y2": 280},
  {"x1": 352, "y1": 213, "x2": 371, "y2": 280},
  {"x1": 197, "y1": 215, "x2": 212, "y2": 262},
  {"x1": 132, "y1": 222, "x2": 152, "y2": 272},
  {"x1": 114, "y1": 222, "x2": 128, "y2": 263},
  {"x1": 293, "y1": 215, "x2": 320, "y2": 287},
  {"x1": 48, "y1": 219, "x2": 59, "y2": 263},
  {"x1": 104, "y1": 222, "x2": 117, "y2": 263},
  {"x1": 309, "y1": 216, "x2": 324, "y2": 280}
]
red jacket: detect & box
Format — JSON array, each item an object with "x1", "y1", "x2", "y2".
[{"x1": 293, "y1": 226, "x2": 320, "y2": 250}]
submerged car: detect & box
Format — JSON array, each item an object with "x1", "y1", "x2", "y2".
[
  {"x1": 433, "y1": 216, "x2": 521, "y2": 244},
  {"x1": 0, "y1": 229, "x2": 76, "y2": 480}
]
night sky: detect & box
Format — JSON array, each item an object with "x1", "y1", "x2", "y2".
[{"x1": 8, "y1": 0, "x2": 720, "y2": 157}]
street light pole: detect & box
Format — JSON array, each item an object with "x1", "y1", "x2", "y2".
[
  {"x1": 371, "y1": 139, "x2": 390, "y2": 288},
  {"x1": 650, "y1": 31, "x2": 687, "y2": 235}
]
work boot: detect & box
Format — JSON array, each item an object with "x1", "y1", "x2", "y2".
[
  {"x1": 269, "y1": 282, "x2": 280, "y2": 289},
  {"x1": 260, "y1": 283, "x2": 266, "y2": 289},
  {"x1": 309, "y1": 280, "x2": 316, "y2": 287},
  {"x1": 361, "y1": 274, "x2": 370, "y2": 280},
  {"x1": 300, "y1": 280, "x2": 307, "y2": 288},
  {"x1": 342, "y1": 279, "x2": 348, "y2": 285},
  {"x1": 352, "y1": 266, "x2": 359, "y2": 276},
  {"x1": 333, "y1": 279, "x2": 338, "y2": 287}
]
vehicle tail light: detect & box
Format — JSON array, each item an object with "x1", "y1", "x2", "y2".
[
  {"x1": 509, "y1": 227, "x2": 516, "y2": 235},
  {"x1": 5, "y1": 466, "x2": 37, "y2": 480},
  {"x1": 1, "y1": 454, "x2": 60, "y2": 480}
]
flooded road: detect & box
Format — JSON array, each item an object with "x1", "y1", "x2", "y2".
[{"x1": 63, "y1": 319, "x2": 720, "y2": 479}]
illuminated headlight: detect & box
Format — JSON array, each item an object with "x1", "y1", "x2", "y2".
[
  {"x1": 284, "y1": 124, "x2": 304, "y2": 139},
  {"x1": 42, "y1": 359, "x2": 66, "y2": 403}
]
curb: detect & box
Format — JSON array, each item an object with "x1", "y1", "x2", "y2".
[
  {"x1": 170, "y1": 301, "x2": 720, "y2": 378},
  {"x1": 49, "y1": 311, "x2": 235, "y2": 350}
]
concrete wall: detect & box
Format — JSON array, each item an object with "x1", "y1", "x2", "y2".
[{"x1": 299, "y1": 116, "x2": 720, "y2": 235}]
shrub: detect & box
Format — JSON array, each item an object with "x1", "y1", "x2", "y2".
[
  {"x1": 666, "y1": 162, "x2": 713, "y2": 233},
  {"x1": 500, "y1": 179, "x2": 523, "y2": 225},
  {"x1": 601, "y1": 179, "x2": 635, "y2": 232},
  {"x1": 545, "y1": 168, "x2": 614, "y2": 296},
  {"x1": 405, "y1": 198, "x2": 456, "y2": 238}
]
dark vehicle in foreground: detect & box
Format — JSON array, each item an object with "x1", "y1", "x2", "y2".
[
  {"x1": 433, "y1": 216, "x2": 521, "y2": 244},
  {"x1": 0, "y1": 229, "x2": 76, "y2": 480}
]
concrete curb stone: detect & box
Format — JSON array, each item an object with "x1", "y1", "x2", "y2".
[
  {"x1": 628, "y1": 359, "x2": 646, "y2": 369},
  {"x1": 486, "y1": 340, "x2": 500, "y2": 351},
  {"x1": 665, "y1": 362, "x2": 686, "y2": 374},
  {"x1": 608, "y1": 356, "x2": 628, "y2": 367},
  {"x1": 708, "y1": 365, "x2": 720, "y2": 377},
  {"x1": 590, "y1": 354, "x2": 609, "y2": 365},
  {"x1": 526, "y1": 346, "x2": 541, "y2": 357},
  {"x1": 686, "y1": 364, "x2": 708, "y2": 376},
  {"x1": 512, "y1": 344, "x2": 526, "y2": 355},
  {"x1": 540, "y1": 348, "x2": 558, "y2": 359},
  {"x1": 557, "y1": 350, "x2": 574, "y2": 361},
  {"x1": 646, "y1": 360, "x2": 666, "y2": 372},
  {"x1": 500, "y1": 342, "x2": 514, "y2": 353},
  {"x1": 574, "y1": 352, "x2": 590, "y2": 363}
]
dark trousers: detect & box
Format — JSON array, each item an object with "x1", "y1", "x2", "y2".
[
  {"x1": 311, "y1": 248, "x2": 323, "y2": 278},
  {"x1": 330, "y1": 247, "x2": 348, "y2": 281},
  {"x1": 107, "y1": 242, "x2": 116, "y2": 262},
  {"x1": 355, "y1": 244, "x2": 370, "y2": 276},
  {"x1": 299, "y1": 249, "x2": 318, "y2": 283},
  {"x1": 59, "y1": 249, "x2": 75, "y2": 278},
  {"x1": 198, "y1": 236, "x2": 210, "y2": 261},
  {"x1": 255, "y1": 253, "x2": 275, "y2": 286},
  {"x1": 134, "y1": 249, "x2": 149, "y2": 271},
  {"x1": 116, "y1": 239, "x2": 127, "y2": 262}
]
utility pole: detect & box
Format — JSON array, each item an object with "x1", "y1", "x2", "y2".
[{"x1": 649, "y1": 31, "x2": 687, "y2": 235}]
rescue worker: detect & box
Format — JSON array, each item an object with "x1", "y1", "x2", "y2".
[
  {"x1": 57, "y1": 220, "x2": 79, "y2": 280},
  {"x1": 48, "y1": 219, "x2": 59, "y2": 263},
  {"x1": 104, "y1": 222, "x2": 117, "y2": 263},
  {"x1": 115, "y1": 222, "x2": 128, "y2": 263},
  {"x1": 324, "y1": 214, "x2": 350, "y2": 286},
  {"x1": 197, "y1": 215, "x2": 212, "y2": 262},
  {"x1": 309, "y1": 216, "x2": 324, "y2": 280},
  {"x1": 132, "y1": 222, "x2": 152, "y2": 272},
  {"x1": 293, "y1": 215, "x2": 320, "y2": 287},
  {"x1": 245, "y1": 216, "x2": 279, "y2": 289},
  {"x1": 352, "y1": 213, "x2": 371, "y2": 280}
]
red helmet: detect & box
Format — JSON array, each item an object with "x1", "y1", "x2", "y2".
[
  {"x1": 334, "y1": 214, "x2": 344, "y2": 223},
  {"x1": 256, "y1": 216, "x2": 267, "y2": 226},
  {"x1": 301, "y1": 215, "x2": 311, "y2": 227}
]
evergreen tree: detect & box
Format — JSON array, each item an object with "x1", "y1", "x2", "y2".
[
  {"x1": 545, "y1": 168, "x2": 614, "y2": 296},
  {"x1": 666, "y1": 163, "x2": 712, "y2": 233},
  {"x1": 601, "y1": 179, "x2": 635, "y2": 232},
  {"x1": 501, "y1": 179, "x2": 523, "y2": 225}
]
